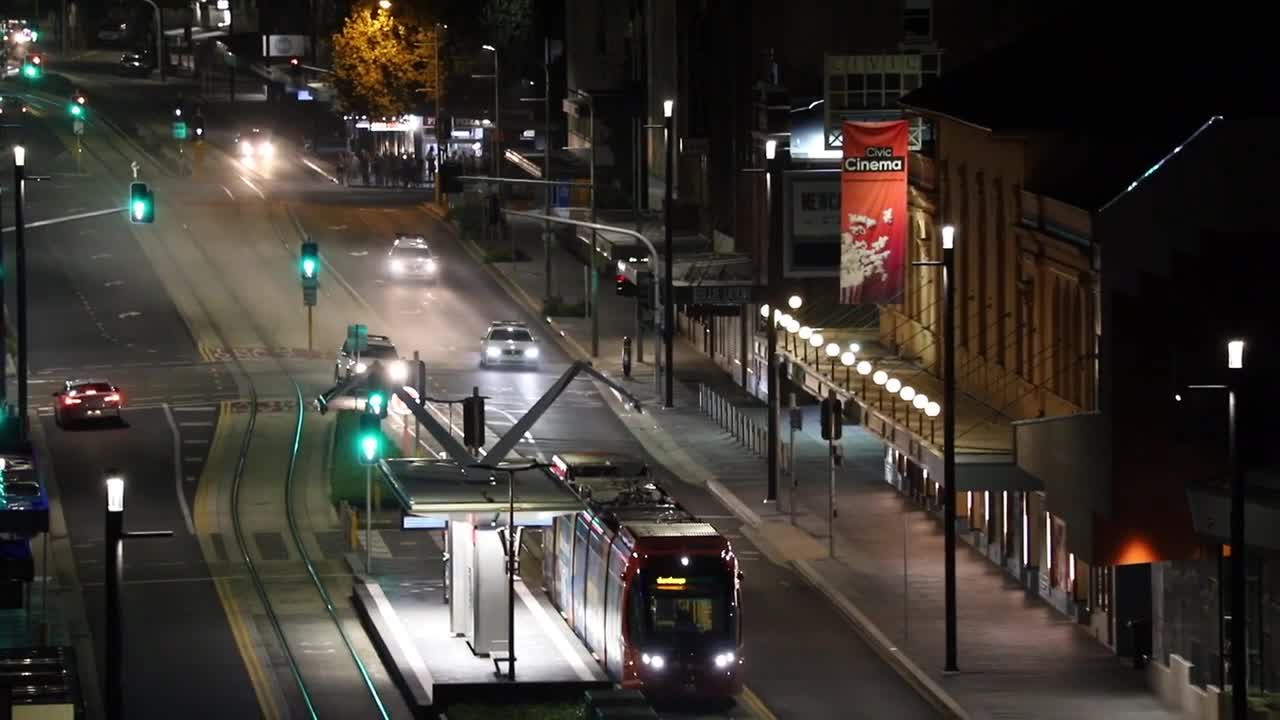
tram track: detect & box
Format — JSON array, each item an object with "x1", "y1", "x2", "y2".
[{"x1": 117, "y1": 154, "x2": 399, "y2": 718}]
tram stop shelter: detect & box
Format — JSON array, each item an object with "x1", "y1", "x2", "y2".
[{"x1": 351, "y1": 458, "x2": 609, "y2": 713}]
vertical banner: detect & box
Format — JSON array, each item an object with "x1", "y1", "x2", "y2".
[{"x1": 839, "y1": 120, "x2": 909, "y2": 304}]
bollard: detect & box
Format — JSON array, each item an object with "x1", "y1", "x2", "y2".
[{"x1": 622, "y1": 336, "x2": 633, "y2": 379}]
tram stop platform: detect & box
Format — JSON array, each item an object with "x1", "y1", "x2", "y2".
[{"x1": 351, "y1": 459, "x2": 611, "y2": 716}]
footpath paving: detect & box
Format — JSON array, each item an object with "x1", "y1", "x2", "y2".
[{"x1": 430, "y1": 205, "x2": 1179, "y2": 720}]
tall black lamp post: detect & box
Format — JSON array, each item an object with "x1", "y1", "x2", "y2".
[
  {"x1": 662, "y1": 99, "x2": 675, "y2": 408},
  {"x1": 912, "y1": 223, "x2": 957, "y2": 672},
  {"x1": 13, "y1": 145, "x2": 28, "y2": 438},
  {"x1": 104, "y1": 470, "x2": 173, "y2": 720},
  {"x1": 1188, "y1": 338, "x2": 1247, "y2": 720}
]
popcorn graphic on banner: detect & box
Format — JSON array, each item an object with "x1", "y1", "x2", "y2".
[
  {"x1": 848, "y1": 213, "x2": 877, "y2": 237},
  {"x1": 881, "y1": 207, "x2": 894, "y2": 226},
  {"x1": 841, "y1": 209, "x2": 893, "y2": 290}
]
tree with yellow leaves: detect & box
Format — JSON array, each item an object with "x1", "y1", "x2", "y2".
[{"x1": 331, "y1": 6, "x2": 442, "y2": 117}]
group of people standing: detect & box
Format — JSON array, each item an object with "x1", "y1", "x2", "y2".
[{"x1": 335, "y1": 147, "x2": 438, "y2": 188}]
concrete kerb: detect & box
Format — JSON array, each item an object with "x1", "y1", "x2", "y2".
[{"x1": 430, "y1": 201, "x2": 974, "y2": 720}]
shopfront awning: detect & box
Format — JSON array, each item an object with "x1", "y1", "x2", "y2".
[
  {"x1": 379, "y1": 459, "x2": 584, "y2": 522},
  {"x1": 954, "y1": 454, "x2": 1044, "y2": 492}
]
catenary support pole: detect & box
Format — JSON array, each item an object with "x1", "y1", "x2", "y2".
[{"x1": 943, "y1": 236, "x2": 958, "y2": 672}]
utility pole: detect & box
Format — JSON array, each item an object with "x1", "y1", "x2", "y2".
[{"x1": 228, "y1": 0, "x2": 235, "y2": 102}]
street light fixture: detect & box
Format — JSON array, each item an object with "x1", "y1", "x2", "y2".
[
  {"x1": 662, "y1": 97, "x2": 676, "y2": 409},
  {"x1": 900, "y1": 385, "x2": 916, "y2": 403},
  {"x1": 913, "y1": 393, "x2": 929, "y2": 432},
  {"x1": 809, "y1": 333, "x2": 824, "y2": 348},
  {"x1": 760, "y1": 304, "x2": 770, "y2": 318},
  {"x1": 840, "y1": 351, "x2": 856, "y2": 387},
  {"x1": 378, "y1": 0, "x2": 392, "y2": 9},
  {"x1": 826, "y1": 342, "x2": 840, "y2": 375},
  {"x1": 788, "y1": 295, "x2": 803, "y2": 310},
  {"x1": 913, "y1": 222, "x2": 959, "y2": 671},
  {"x1": 848, "y1": 342, "x2": 861, "y2": 353},
  {"x1": 1187, "y1": 338, "x2": 1247, "y2": 719},
  {"x1": 799, "y1": 326, "x2": 812, "y2": 340}
]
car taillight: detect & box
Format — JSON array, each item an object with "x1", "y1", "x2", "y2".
[
  {"x1": 62, "y1": 396, "x2": 82, "y2": 406},
  {"x1": 104, "y1": 394, "x2": 120, "y2": 403}
]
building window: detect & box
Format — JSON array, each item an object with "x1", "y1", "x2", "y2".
[
  {"x1": 903, "y1": 0, "x2": 933, "y2": 41},
  {"x1": 1094, "y1": 564, "x2": 1112, "y2": 612}
]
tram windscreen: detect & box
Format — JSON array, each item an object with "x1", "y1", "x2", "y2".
[{"x1": 631, "y1": 560, "x2": 733, "y2": 643}]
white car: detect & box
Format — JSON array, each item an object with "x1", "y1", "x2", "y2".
[
  {"x1": 480, "y1": 322, "x2": 540, "y2": 368},
  {"x1": 386, "y1": 235, "x2": 438, "y2": 282}
]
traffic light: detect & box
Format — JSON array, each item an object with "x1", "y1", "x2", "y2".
[
  {"x1": 820, "y1": 394, "x2": 843, "y2": 441},
  {"x1": 300, "y1": 242, "x2": 319, "y2": 284},
  {"x1": 288, "y1": 56, "x2": 302, "y2": 69},
  {"x1": 462, "y1": 394, "x2": 485, "y2": 448},
  {"x1": 129, "y1": 182, "x2": 155, "y2": 224},
  {"x1": 616, "y1": 274, "x2": 638, "y2": 297},
  {"x1": 358, "y1": 412, "x2": 381, "y2": 465},
  {"x1": 366, "y1": 366, "x2": 388, "y2": 419},
  {"x1": 22, "y1": 54, "x2": 42, "y2": 79},
  {"x1": 69, "y1": 102, "x2": 84, "y2": 118}
]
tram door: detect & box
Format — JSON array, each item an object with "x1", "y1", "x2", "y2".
[
  {"x1": 553, "y1": 515, "x2": 574, "y2": 613},
  {"x1": 572, "y1": 514, "x2": 591, "y2": 637},
  {"x1": 585, "y1": 525, "x2": 609, "y2": 654}
]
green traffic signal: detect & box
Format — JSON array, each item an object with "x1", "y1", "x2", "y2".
[
  {"x1": 129, "y1": 182, "x2": 155, "y2": 224},
  {"x1": 367, "y1": 392, "x2": 385, "y2": 415},
  {"x1": 22, "y1": 64, "x2": 38, "y2": 79},
  {"x1": 358, "y1": 412, "x2": 381, "y2": 464},
  {"x1": 70, "y1": 104, "x2": 83, "y2": 117},
  {"x1": 300, "y1": 241, "x2": 319, "y2": 282}
]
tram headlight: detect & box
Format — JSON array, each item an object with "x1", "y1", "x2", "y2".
[
  {"x1": 641, "y1": 653, "x2": 665, "y2": 670},
  {"x1": 714, "y1": 651, "x2": 736, "y2": 669}
]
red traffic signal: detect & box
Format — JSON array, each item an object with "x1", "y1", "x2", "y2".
[{"x1": 288, "y1": 56, "x2": 302, "y2": 68}]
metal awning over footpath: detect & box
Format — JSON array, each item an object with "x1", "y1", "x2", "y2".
[{"x1": 379, "y1": 459, "x2": 584, "y2": 525}]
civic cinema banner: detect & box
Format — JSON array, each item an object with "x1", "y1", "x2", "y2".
[{"x1": 839, "y1": 120, "x2": 909, "y2": 304}]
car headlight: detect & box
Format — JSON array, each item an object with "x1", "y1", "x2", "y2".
[
  {"x1": 239, "y1": 141, "x2": 254, "y2": 156},
  {"x1": 525, "y1": 347, "x2": 539, "y2": 359},
  {"x1": 714, "y1": 651, "x2": 736, "y2": 669},
  {"x1": 259, "y1": 141, "x2": 275, "y2": 157},
  {"x1": 390, "y1": 259, "x2": 404, "y2": 273},
  {"x1": 389, "y1": 360, "x2": 408, "y2": 382},
  {"x1": 354, "y1": 361, "x2": 368, "y2": 374},
  {"x1": 485, "y1": 346, "x2": 500, "y2": 359},
  {"x1": 425, "y1": 259, "x2": 436, "y2": 272},
  {"x1": 641, "y1": 653, "x2": 665, "y2": 670}
]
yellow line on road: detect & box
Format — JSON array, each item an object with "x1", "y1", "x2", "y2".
[
  {"x1": 195, "y1": 402, "x2": 280, "y2": 718},
  {"x1": 193, "y1": 401, "x2": 231, "y2": 533},
  {"x1": 739, "y1": 685, "x2": 777, "y2": 720},
  {"x1": 214, "y1": 576, "x2": 282, "y2": 720}
]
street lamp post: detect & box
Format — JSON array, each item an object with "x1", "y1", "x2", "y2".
[
  {"x1": 569, "y1": 89, "x2": 598, "y2": 356},
  {"x1": 662, "y1": 99, "x2": 675, "y2": 408},
  {"x1": 13, "y1": 146, "x2": 28, "y2": 438},
  {"x1": 1188, "y1": 338, "x2": 1247, "y2": 720},
  {"x1": 104, "y1": 470, "x2": 173, "y2": 720},
  {"x1": 765, "y1": 140, "x2": 785, "y2": 503},
  {"x1": 941, "y1": 225, "x2": 958, "y2": 673},
  {"x1": 482, "y1": 45, "x2": 500, "y2": 178},
  {"x1": 140, "y1": 0, "x2": 164, "y2": 82},
  {"x1": 911, "y1": 223, "x2": 957, "y2": 672}
]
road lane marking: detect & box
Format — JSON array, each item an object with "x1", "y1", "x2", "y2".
[
  {"x1": 193, "y1": 402, "x2": 232, "y2": 533},
  {"x1": 179, "y1": 421, "x2": 214, "y2": 427},
  {"x1": 301, "y1": 158, "x2": 339, "y2": 184},
  {"x1": 104, "y1": 280, "x2": 124, "y2": 287},
  {"x1": 213, "y1": 577, "x2": 281, "y2": 720},
  {"x1": 162, "y1": 403, "x2": 196, "y2": 535},
  {"x1": 220, "y1": 184, "x2": 235, "y2": 200},
  {"x1": 739, "y1": 686, "x2": 777, "y2": 720},
  {"x1": 239, "y1": 175, "x2": 266, "y2": 200}
]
